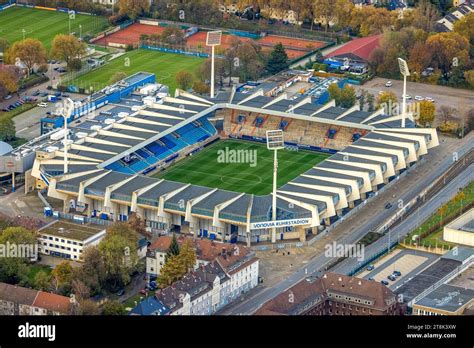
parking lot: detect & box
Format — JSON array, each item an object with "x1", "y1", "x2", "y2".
[
  {"x1": 6, "y1": 89, "x2": 87, "y2": 140},
  {"x1": 354, "y1": 77, "x2": 474, "y2": 122},
  {"x1": 358, "y1": 248, "x2": 439, "y2": 291}
]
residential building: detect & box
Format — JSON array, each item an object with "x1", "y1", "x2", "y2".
[
  {"x1": 0, "y1": 283, "x2": 72, "y2": 315},
  {"x1": 129, "y1": 296, "x2": 170, "y2": 315},
  {"x1": 146, "y1": 234, "x2": 254, "y2": 278},
  {"x1": 37, "y1": 221, "x2": 106, "y2": 262},
  {"x1": 92, "y1": 0, "x2": 119, "y2": 5},
  {"x1": 135, "y1": 243, "x2": 259, "y2": 315},
  {"x1": 436, "y1": 2, "x2": 473, "y2": 32},
  {"x1": 256, "y1": 273, "x2": 401, "y2": 315}
]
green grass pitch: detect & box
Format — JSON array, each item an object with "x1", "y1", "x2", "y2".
[
  {"x1": 153, "y1": 140, "x2": 330, "y2": 195},
  {"x1": 0, "y1": 7, "x2": 108, "y2": 49},
  {"x1": 69, "y1": 49, "x2": 204, "y2": 93}
]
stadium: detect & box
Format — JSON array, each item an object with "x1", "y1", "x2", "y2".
[{"x1": 29, "y1": 72, "x2": 439, "y2": 246}]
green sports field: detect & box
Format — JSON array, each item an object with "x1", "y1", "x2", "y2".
[
  {"x1": 69, "y1": 49, "x2": 204, "y2": 93},
  {"x1": 153, "y1": 140, "x2": 330, "y2": 195},
  {"x1": 0, "y1": 7, "x2": 108, "y2": 49}
]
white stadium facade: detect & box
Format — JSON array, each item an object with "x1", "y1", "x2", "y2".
[{"x1": 30, "y1": 80, "x2": 439, "y2": 246}]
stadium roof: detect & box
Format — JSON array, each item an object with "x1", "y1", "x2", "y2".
[
  {"x1": 0, "y1": 141, "x2": 13, "y2": 156},
  {"x1": 33, "y1": 88, "x2": 438, "y2": 227}
]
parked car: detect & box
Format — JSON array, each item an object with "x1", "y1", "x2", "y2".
[
  {"x1": 414, "y1": 95, "x2": 424, "y2": 101},
  {"x1": 384, "y1": 202, "x2": 392, "y2": 209},
  {"x1": 32, "y1": 90, "x2": 40, "y2": 96},
  {"x1": 4, "y1": 94, "x2": 12, "y2": 100},
  {"x1": 425, "y1": 97, "x2": 435, "y2": 102},
  {"x1": 37, "y1": 102, "x2": 48, "y2": 108},
  {"x1": 381, "y1": 280, "x2": 389, "y2": 286},
  {"x1": 385, "y1": 81, "x2": 393, "y2": 87},
  {"x1": 388, "y1": 275, "x2": 397, "y2": 281},
  {"x1": 366, "y1": 264, "x2": 375, "y2": 271},
  {"x1": 393, "y1": 270, "x2": 402, "y2": 277},
  {"x1": 404, "y1": 95, "x2": 412, "y2": 100}
]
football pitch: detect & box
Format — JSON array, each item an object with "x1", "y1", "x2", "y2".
[
  {"x1": 69, "y1": 49, "x2": 203, "y2": 93},
  {"x1": 0, "y1": 7, "x2": 108, "y2": 49},
  {"x1": 153, "y1": 140, "x2": 330, "y2": 195}
]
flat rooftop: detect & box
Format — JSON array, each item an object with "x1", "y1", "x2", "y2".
[
  {"x1": 414, "y1": 284, "x2": 474, "y2": 313},
  {"x1": 38, "y1": 221, "x2": 105, "y2": 242}
]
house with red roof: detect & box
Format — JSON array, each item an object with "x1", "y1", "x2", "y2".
[
  {"x1": 323, "y1": 35, "x2": 382, "y2": 74},
  {"x1": 0, "y1": 282, "x2": 73, "y2": 315}
]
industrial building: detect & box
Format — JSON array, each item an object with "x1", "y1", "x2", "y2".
[{"x1": 443, "y1": 208, "x2": 474, "y2": 247}]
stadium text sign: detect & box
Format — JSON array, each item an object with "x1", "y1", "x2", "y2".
[{"x1": 250, "y1": 218, "x2": 311, "y2": 230}]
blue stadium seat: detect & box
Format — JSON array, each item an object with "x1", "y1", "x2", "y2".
[
  {"x1": 352, "y1": 132, "x2": 361, "y2": 142},
  {"x1": 108, "y1": 117, "x2": 218, "y2": 174},
  {"x1": 327, "y1": 129, "x2": 337, "y2": 139},
  {"x1": 255, "y1": 117, "x2": 264, "y2": 128}
]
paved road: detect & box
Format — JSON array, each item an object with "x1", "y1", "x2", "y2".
[
  {"x1": 333, "y1": 163, "x2": 474, "y2": 276},
  {"x1": 220, "y1": 138, "x2": 474, "y2": 315}
]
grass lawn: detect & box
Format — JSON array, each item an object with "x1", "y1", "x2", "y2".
[
  {"x1": 27, "y1": 264, "x2": 52, "y2": 285},
  {"x1": 0, "y1": 7, "x2": 108, "y2": 49},
  {"x1": 69, "y1": 49, "x2": 203, "y2": 93},
  {"x1": 0, "y1": 103, "x2": 35, "y2": 120},
  {"x1": 153, "y1": 140, "x2": 330, "y2": 195}
]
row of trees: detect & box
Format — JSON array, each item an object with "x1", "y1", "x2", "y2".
[
  {"x1": 370, "y1": 20, "x2": 473, "y2": 87},
  {"x1": 173, "y1": 41, "x2": 289, "y2": 93},
  {"x1": 3, "y1": 35, "x2": 87, "y2": 77},
  {"x1": 157, "y1": 234, "x2": 196, "y2": 288},
  {"x1": 15, "y1": 0, "x2": 110, "y2": 16},
  {"x1": 326, "y1": 86, "x2": 437, "y2": 127},
  {"x1": 120, "y1": 0, "x2": 452, "y2": 37}
]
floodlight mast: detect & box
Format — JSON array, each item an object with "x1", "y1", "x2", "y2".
[
  {"x1": 266, "y1": 130, "x2": 284, "y2": 244},
  {"x1": 211, "y1": 45, "x2": 215, "y2": 98},
  {"x1": 63, "y1": 98, "x2": 75, "y2": 175},
  {"x1": 206, "y1": 31, "x2": 222, "y2": 99},
  {"x1": 398, "y1": 58, "x2": 410, "y2": 128}
]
